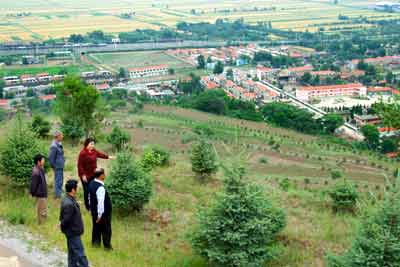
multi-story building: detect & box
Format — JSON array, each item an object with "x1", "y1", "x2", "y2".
[
  {"x1": 296, "y1": 83, "x2": 367, "y2": 101},
  {"x1": 129, "y1": 65, "x2": 169, "y2": 79}
]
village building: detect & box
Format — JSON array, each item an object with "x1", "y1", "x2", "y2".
[
  {"x1": 296, "y1": 83, "x2": 367, "y2": 101},
  {"x1": 129, "y1": 65, "x2": 169, "y2": 79},
  {"x1": 354, "y1": 114, "x2": 381, "y2": 127}
]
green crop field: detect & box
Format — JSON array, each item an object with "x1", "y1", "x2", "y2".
[
  {"x1": 1, "y1": 0, "x2": 400, "y2": 41},
  {"x1": 90, "y1": 51, "x2": 193, "y2": 70},
  {"x1": 0, "y1": 64, "x2": 95, "y2": 77},
  {"x1": 0, "y1": 103, "x2": 396, "y2": 267}
]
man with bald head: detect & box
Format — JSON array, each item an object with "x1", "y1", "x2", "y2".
[{"x1": 49, "y1": 130, "x2": 65, "y2": 199}]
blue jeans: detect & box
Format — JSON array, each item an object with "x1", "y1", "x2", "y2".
[
  {"x1": 54, "y1": 168, "x2": 64, "y2": 198},
  {"x1": 67, "y1": 235, "x2": 89, "y2": 267}
]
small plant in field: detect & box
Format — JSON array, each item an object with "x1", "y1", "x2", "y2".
[
  {"x1": 279, "y1": 177, "x2": 290, "y2": 192},
  {"x1": 193, "y1": 124, "x2": 214, "y2": 137},
  {"x1": 190, "y1": 139, "x2": 218, "y2": 180},
  {"x1": 140, "y1": 145, "x2": 170, "y2": 171},
  {"x1": 259, "y1": 157, "x2": 268, "y2": 164},
  {"x1": 326, "y1": 177, "x2": 400, "y2": 267},
  {"x1": 189, "y1": 164, "x2": 286, "y2": 267},
  {"x1": 106, "y1": 125, "x2": 131, "y2": 151},
  {"x1": 181, "y1": 132, "x2": 198, "y2": 144},
  {"x1": 108, "y1": 151, "x2": 152, "y2": 211},
  {"x1": 330, "y1": 170, "x2": 342, "y2": 180},
  {"x1": 328, "y1": 179, "x2": 359, "y2": 212},
  {"x1": 31, "y1": 114, "x2": 51, "y2": 138},
  {"x1": 136, "y1": 119, "x2": 144, "y2": 128},
  {"x1": 6, "y1": 209, "x2": 27, "y2": 225}
]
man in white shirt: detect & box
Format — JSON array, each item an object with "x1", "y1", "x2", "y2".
[{"x1": 88, "y1": 168, "x2": 113, "y2": 250}]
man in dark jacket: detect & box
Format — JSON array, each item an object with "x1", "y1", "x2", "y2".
[
  {"x1": 49, "y1": 130, "x2": 65, "y2": 199},
  {"x1": 88, "y1": 168, "x2": 113, "y2": 250},
  {"x1": 60, "y1": 179, "x2": 89, "y2": 267},
  {"x1": 30, "y1": 154, "x2": 47, "y2": 225}
]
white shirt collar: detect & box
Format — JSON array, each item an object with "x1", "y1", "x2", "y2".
[{"x1": 94, "y1": 178, "x2": 104, "y2": 185}]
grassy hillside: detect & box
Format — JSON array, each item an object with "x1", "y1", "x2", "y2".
[{"x1": 0, "y1": 104, "x2": 396, "y2": 267}]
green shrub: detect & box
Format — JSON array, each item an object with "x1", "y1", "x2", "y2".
[
  {"x1": 190, "y1": 139, "x2": 218, "y2": 180},
  {"x1": 140, "y1": 145, "x2": 170, "y2": 171},
  {"x1": 6, "y1": 209, "x2": 27, "y2": 225},
  {"x1": 328, "y1": 179, "x2": 359, "y2": 212},
  {"x1": 189, "y1": 165, "x2": 286, "y2": 267},
  {"x1": 330, "y1": 170, "x2": 342, "y2": 180},
  {"x1": 107, "y1": 151, "x2": 152, "y2": 211},
  {"x1": 31, "y1": 115, "x2": 51, "y2": 138},
  {"x1": 326, "y1": 177, "x2": 400, "y2": 266},
  {"x1": 60, "y1": 117, "x2": 84, "y2": 142},
  {"x1": 106, "y1": 125, "x2": 131, "y2": 151},
  {"x1": 259, "y1": 157, "x2": 268, "y2": 164},
  {"x1": 193, "y1": 124, "x2": 214, "y2": 137},
  {"x1": 181, "y1": 132, "x2": 198, "y2": 144},
  {"x1": 279, "y1": 177, "x2": 290, "y2": 192},
  {"x1": 0, "y1": 115, "x2": 43, "y2": 187}
]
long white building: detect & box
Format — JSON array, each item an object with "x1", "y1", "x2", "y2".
[
  {"x1": 296, "y1": 83, "x2": 367, "y2": 101},
  {"x1": 129, "y1": 65, "x2": 169, "y2": 79}
]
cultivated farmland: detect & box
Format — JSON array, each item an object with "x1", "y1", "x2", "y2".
[
  {"x1": 0, "y1": 104, "x2": 396, "y2": 267},
  {"x1": 1, "y1": 0, "x2": 400, "y2": 41}
]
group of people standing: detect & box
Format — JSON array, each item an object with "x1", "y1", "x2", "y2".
[{"x1": 29, "y1": 131, "x2": 114, "y2": 267}]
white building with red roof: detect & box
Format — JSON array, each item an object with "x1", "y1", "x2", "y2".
[
  {"x1": 129, "y1": 65, "x2": 169, "y2": 79},
  {"x1": 296, "y1": 83, "x2": 367, "y2": 101}
]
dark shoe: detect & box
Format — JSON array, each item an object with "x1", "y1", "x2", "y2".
[{"x1": 104, "y1": 246, "x2": 113, "y2": 251}]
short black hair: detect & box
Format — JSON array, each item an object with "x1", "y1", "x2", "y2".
[
  {"x1": 33, "y1": 154, "x2": 45, "y2": 165},
  {"x1": 94, "y1": 168, "x2": 105, "y2": 178},
  {"x1": 65, "y1": 179, "x2": 78, "y2": 193},
  {"x1": 84, "y1": 137, "x2": 96, "y2": 148}
]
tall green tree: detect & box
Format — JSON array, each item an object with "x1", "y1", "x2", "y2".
[
  {"x1": 374, "y1": 97, "x2": 400, "y2": 129},
  {"x1": 190, "y1": 164, "x2": 286, "y2": 267},
  {"x1": 0, "y1": 114, "x2": 43, "y2": 187},
  {"x1": 361, "y1": 124, "x2": 380, "y2": 150},
  {"x1": 107, "y1": 151, "x2": 152, "y2": 211},
  {"x1": 197, "y1": 55, "x2": 205, "y2": 69},
  {"x1": 319, "y1": 114, "x2": 344, "y2": 134},
  {"x1": 190, "y1": 139, "x2": 218, "y2": 180},
  {"x1": 55, "y1": 76, "x2": 106, "y2": 138},
  {"x1": 326, "y1": 177, "x2": 400, "y2": 267},
  {"x1": 31, "y1": 114, "x2": 51, "y2": 138},
  {"x1": 213, "y1": 61, "x2": 224, "y2": 74},
  {"x1": 0, "y1": 79, "x2": 5, "y2": 98}
]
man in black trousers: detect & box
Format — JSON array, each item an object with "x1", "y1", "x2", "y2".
[
  {"x1": 60, "y1": 179, "x2": 89, "y2": 267},
  {"x1": 88, "y1": 168, "x2": 113, "y2": 250}
]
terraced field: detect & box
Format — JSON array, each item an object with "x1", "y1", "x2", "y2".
[
  {"x1": 1, "y1": 0, "x2": 400, "y2": 41},
  {"x1": 0, "y1": 104, "x2": 396, "y2": 267}
]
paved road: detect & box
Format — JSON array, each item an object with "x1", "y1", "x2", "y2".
[{"x1": 0, "y1": 243, "x2": 38, "y2": 267}]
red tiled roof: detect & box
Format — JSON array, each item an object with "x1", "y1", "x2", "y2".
[
  {"x1": 256, "y1": 66, "x2": 274, "y2": 72},
  {"x1": 0, "y1": 99, "x2": 8, "y2": 105},
  {"x1": 36, "y1": 72, "x2": 50, "y2": 77},
  {"x1": 128, "y1": 64, "x2": 168, "y2": 72},
  {"x1": 299, "y1": 83, "x2": 365, "y2": 92},
  {"x1": 206, "y1": 81, "x2": 218, "y2": 89},
  {"x1": 243, "y1": 92, "x2": 256, "y2": 99},
  {"x1": 226, "y1": 80, "x2": 235, "y2": 87},
  {"x1": 256, "y1": 82, "x2": 278, "y2": 97},
  {"x1": 310, "y1": 70, "x2": 336, "y2": 76},
  {"x1": 20, "y1": 74, "x2": 33, "y2": 79},
  {"x1": 352, "y1": 55, "x2": 400, "y2": 64},
  {"x1": 368, "y1": 87, "x2": 394, "y2": 93},
  {"x1": 39, "y1": 95, "x2": 56, "y2": 101},
  {"x1": 378, "y1": 127, "x2": 397, "y2": 133},
  {"x1": 386, "y1": 152, "x2": 398, "y2": 158},
  {"x1": 288, "y1": 65, "x2": 313, "y2": 72},
  {"x1": 96, "y1": 84, "x2": 110, "y2": 90},
  {"x1": 392, "y1": 89, "x2": 400, "y2": 95}
]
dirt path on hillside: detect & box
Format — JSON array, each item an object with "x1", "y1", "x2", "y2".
[{"x1": 0, "y1": 221, "x2": 66, "y2": 267}]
